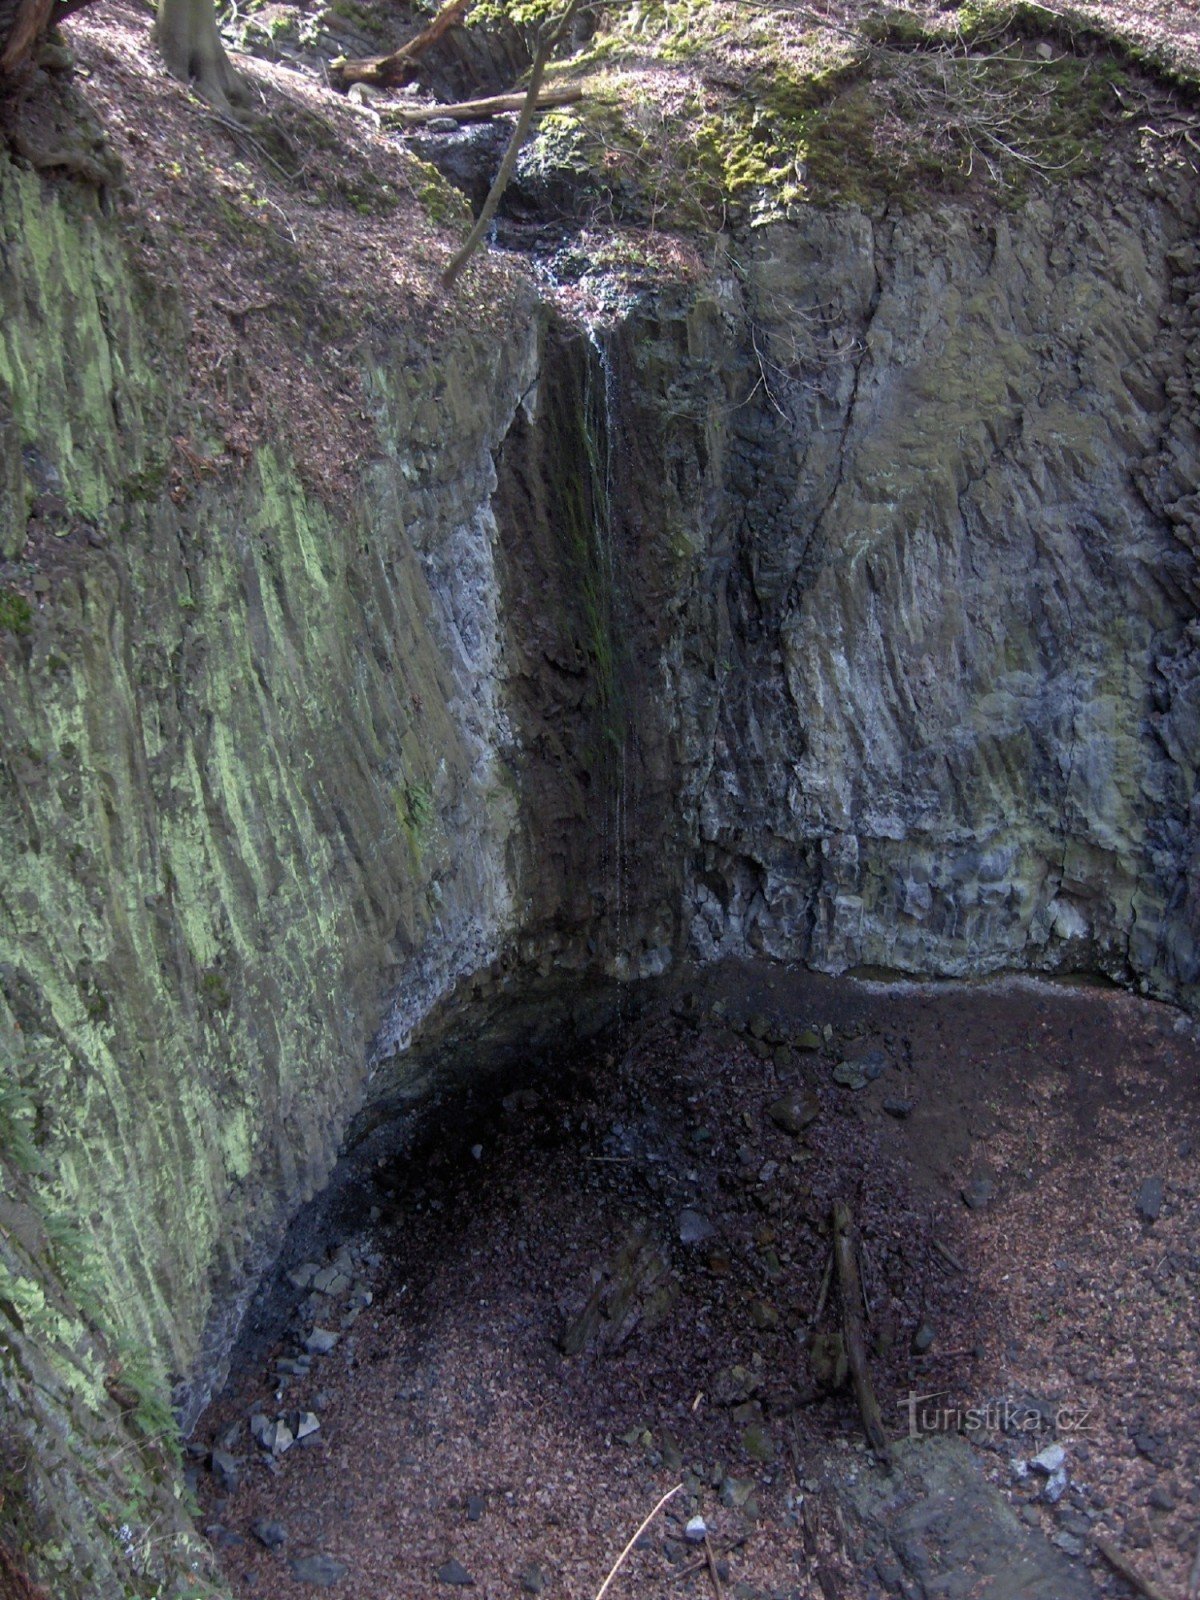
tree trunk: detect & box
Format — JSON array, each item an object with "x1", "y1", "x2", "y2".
[
  {"x1": 1, "y1": 0, "x2": 57, "y2": 74},
  {"x1": 154, "y1": 0, "x2": 246, "y2": 110}
]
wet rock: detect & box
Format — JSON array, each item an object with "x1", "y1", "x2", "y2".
[
  {"x1": 678, "y1": 1208, "x2": 716, "y2": 1245},
  {"x1": 210, "y1": 1449, "x2": 241, "y2": 1491},
  {"x1": 290, "y1": 1553, "x2": 348, "y2": 1586},
  {"x1": 305, "y1": 1327, "x2": 340, "y2": 1354},
  {"x1": 251, "y1": 1519, "x2": 287, "y2": 1550},
  {"x1": 766, "y1": 1090, "x2": 820, "y2": 1135},
  {"x1": 1136, "y1": 1176, "x2": 1164, "y2": 1221},
  {"x1": 437, "y1": 1557, "x2": 475, "y2": 1585}
]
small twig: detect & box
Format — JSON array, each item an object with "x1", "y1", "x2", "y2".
[
  {"x1": 811, "y1": 1249, "x2": 834, "y2": 1327},
  {"x1": 592, "y1": 1484, "x2": 682, "y2": 1600},
  {"x1": 932, "y1": 1237, "x2": 964, "y2": 1273},
  {"x1": 703, "y1": 1534, "x2": 726, "y2": 1600},
  {"x1": 832, "y1": 1200, "x2": 892, "y2": 1472},
  {"x1": 671, "y1": 1536, "x2": 749, "y2": 1584},
  {"x1": 1094, "y1": 1535, "x2": 1173, "y2": 1600}
]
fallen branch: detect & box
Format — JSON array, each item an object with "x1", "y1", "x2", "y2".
[
  {"x1": 442, "y1": 0, "x2": 586, "y2": 288},
  {"x1": 832, "y1": 1200, "x2": 893, "y2": 1472},
  {"x1": 1094, "y1": 1535, "x2": 1173, "y2": 1600},
  {"x1": 385, "y1": 84, "x2": 582, "y2": 127},
  {"x1": 331, "y1": 0, "x2": 471, "y2": 90},
  {"x1": 593, "y1": 1483, "x2": 682, "y2": 1600}
]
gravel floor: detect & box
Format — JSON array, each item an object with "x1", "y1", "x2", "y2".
[{"x1": 195, "y1": 962, "x2": 1200, "y2": 1600}]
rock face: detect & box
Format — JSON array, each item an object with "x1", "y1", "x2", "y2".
[
  {"x1": 1, "y1": 135, "x2": 1199, "y2": 1595},
  {"x1": 677, "y1": 192, "x2": 1200, "y2": 1005}
]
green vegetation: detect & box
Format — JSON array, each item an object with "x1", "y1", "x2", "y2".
[
  {"x1": 0, "y1": 587, "x2": 32, "y2": 636},
  {"x1": 515, "y1": 0, "x2": 1154, "y2": 230}
]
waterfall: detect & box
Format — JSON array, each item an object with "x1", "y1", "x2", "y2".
[{"x1": 583, "y1": 322, "x2": 630, "y2": 983}]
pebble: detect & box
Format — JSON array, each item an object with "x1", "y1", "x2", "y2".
[
  {"x1": 518, "y1": 1563, "x2": 546, "y2": 1594},
  {"x1": 437, "y1": 1557, "x2": 475, "y2": 1585},
  {"x1": 206, "y1": 1523, "x2": 243, "y2": 1548},
  {"x1": 911, "y1": 1323, "x2": 936, "y2": 1354},
  {"x1": 289, "y1": 1553, "x2": 348, "y2": 1586},
  {"x1": 961, "y1": 1178, "x2": 995, "y2": 1210},
  {"x1": 679, "y1": 1208, "x2": 716, "y2": 1245},
  {"x1": 312, "y1": 1266, "x2": 352, "y2": 1296},
  {"x1": 288, "y1": 1262, "x2": 321, "y2": 1290},
  {"x1": 466, "y1": 1494, "x2": 486, "y2": 1522},
  {"x1": 1042, "y1": 1468, "x2": 1069, "y2": 1504},
  {"x1": 685, "y1": 1515, "x2": 708, "y2": 1544},
  {"x1": 1050, "y1": 1531, "x2": 1084, "y2": 1557},
  {"x1": 1147, "y1": 1485, "x2": 1175, "y2": 1512},
  {"x1": 251, "y1": 1519, "x2": 287, "y2": 1550},
  {"x1": 1031, "y1": 1444, "x2": 1066, "y2": 1474},
  {"x1": 1137, "y1": 1176, "x2": 1164, "y2": 1221},
  {"x1": 305, "y1": 1327, "x2": 340, "y2": 1354},
  {"x1": 833, "y1": 1049, "x2": 887, "y2": 1090},
  {"x1": 767, "y1": 1090, "x2": 820, "y2": 1135},
  {"x1": 210, "y1": 1449, "x2": 240, "y2": 1491},
  {"x1": 882, "y1": 1098, "x2": 914, "y2": 1118}
]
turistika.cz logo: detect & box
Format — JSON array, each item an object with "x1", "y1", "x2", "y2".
[{"x1": 899, "y1": 1391, "x2": 1097, "y2": 1439}]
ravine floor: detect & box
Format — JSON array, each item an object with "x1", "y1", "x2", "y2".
[{"x1": 194, "y1": 960, "x2": 1200, "y2": 1600}]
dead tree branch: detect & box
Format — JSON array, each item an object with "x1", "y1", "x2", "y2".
[
  {"x1": 384, "y1": 83, "x2": 581, "y2": 126},
  {"x1": 331, "y1": 0, "x2": 471, "y2": 90}
]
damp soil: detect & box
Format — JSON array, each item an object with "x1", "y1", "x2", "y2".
[{"x1": 193, "y1": 961, "x2": 1200, "y2": 1600}]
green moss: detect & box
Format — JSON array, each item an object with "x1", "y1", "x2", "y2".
[
  {"x1": 0, "y1": 587, "x2": 32, "y2": 636},
  {"x1": 397, "y1": 780, "x2": 434, "y2": 866},
  {"x1": 199, "y1": 969, "x2": 231, "y2": 1011}
]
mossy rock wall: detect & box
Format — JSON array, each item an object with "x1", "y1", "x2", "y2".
[{"x1": 0, "y1": 149, "x2": 550, "y2": 1593}]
